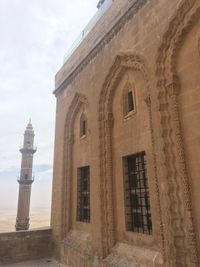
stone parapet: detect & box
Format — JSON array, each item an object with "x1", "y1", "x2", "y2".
[{"x1": 0, "y1": 228, "x2": 53, "y2": 265}]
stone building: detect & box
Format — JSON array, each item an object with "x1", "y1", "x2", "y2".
[
  {"x1": 0, "y1": 0, "x2": 200, "y2": 266},
  {"x1": 51, "y1": 0, "x2": 200, "y2": 266}
]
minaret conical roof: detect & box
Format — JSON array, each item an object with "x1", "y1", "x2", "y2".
[{"x1": 26, "y1": 119, "x2": 33, "y2": 131}]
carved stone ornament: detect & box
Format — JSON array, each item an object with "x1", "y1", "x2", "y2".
[
  {"x1": 98, "y1": 53, "x2": 163, "y2": 258},
  {"x1": 155, "y1": 0, "x2": 200, "y2": 266},
  {"x1": 62, "y1": 93, "x2": 88, "y2": 238}
]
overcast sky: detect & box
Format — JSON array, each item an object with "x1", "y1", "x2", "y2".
[{"x1": 0, "y1": 0, "x2": 97, "y2": 212}]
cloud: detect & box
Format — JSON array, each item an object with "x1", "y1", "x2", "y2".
[
  {"x1": 0, "y1": 165, "x2": 53, "y2": 212},
  {"x1": 0, "y1": 164, "x2": 52, "y2": 177},
  {"x1": 33, "y1": 164, "x2": 52, "y2": 173},
  {"x1": 0, "y1": 0, "x2": 97, "y2": 213},
  {"x1": 0, "y1": 0, "x2": 97, "y2": 171}
]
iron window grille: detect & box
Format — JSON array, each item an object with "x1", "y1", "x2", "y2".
[
  {"x1": 123, "y1": 151, "x2": 152, "y2": 234},
  {"x1": 77, "y1": 166, "x2": 90, "y2": 223}
]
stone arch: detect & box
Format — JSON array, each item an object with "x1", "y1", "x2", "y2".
[
  {"x1": 98, "y1": 53, "x2": 163, "y2": 257},
  {"x1": 61, "y1": 92, "x2": 87, "y2": 238},
  {"x1": 100, "y1": 53, "x2": 150, "y2": 118},
  {"x1": 155, "y1": 0, "x2": 200, "y2": 266}
]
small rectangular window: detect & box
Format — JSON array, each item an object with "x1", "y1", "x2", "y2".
[
  {"x1": 123, "y1": 152, "x2": 152, "y2": 234},
  {"x1": 128, "y1": 91, "x2": 134, "y2": 112},
  {"x1": 82, "y1": 120, "x2": 86, "y2": 135},
  {"x1": 77, "y1": 166, "x2": 90, "y2": 223},
  {"x1": 80, "y1": 114, "x2": 87, "y2": 137}
]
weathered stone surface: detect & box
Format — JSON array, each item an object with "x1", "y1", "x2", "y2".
[
  {"x1": 3, "y1": 258, "x2": 67, "y2": 267},
  {"x1": 52, "y1": 0, "x2": 200, "y2": 266},
  {"x1": 0, "y1": 228, "x2": 52, "y2": 265}
]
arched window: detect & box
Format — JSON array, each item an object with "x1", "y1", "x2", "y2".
[
  {"x1": 123, "y1": 83, "x2": 136, "y2": 117},
  {"x1": 80, "y1": 113, "x2": 87, "y2": 137}
]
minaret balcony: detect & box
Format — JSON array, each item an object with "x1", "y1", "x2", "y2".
[
  {"x1": 19, "y1": 146, "x2": 37, "y2": 154},
  {"x1": 17, "y1": 177, "x2": 34, "y2": 185}
]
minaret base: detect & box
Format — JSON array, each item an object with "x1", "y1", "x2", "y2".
[{"x1": 15, "y1": 218, "x2": 30, "y2": 231}]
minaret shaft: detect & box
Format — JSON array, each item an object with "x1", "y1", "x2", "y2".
[{"x1": 15, "y1": 121, "x2": 36, "y2": 231}]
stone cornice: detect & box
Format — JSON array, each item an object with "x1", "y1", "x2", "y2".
[{"x1": 53, "y1": 0, "x2": 148, "y2": 96}]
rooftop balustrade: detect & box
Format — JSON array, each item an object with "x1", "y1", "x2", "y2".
[{"x1": 63, "y1": 0, "x2": 113, "y2": 63}]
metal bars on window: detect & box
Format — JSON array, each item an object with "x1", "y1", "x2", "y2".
[
  {"x1": 77, "y1": 166, "x2": 90, "y2": 223},
  {"x1": 123, "y1": 151, "x2": 152, "y2": 234}
]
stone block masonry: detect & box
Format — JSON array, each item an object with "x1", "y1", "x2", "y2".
[{"x1": 0, "y1": 228, "x2": 52, "y2": 265}]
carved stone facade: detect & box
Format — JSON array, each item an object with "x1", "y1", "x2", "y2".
[{"x1": 52, "y1": 0, "x2": 200, "y2": 266}]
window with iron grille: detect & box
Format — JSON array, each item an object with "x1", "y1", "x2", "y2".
[
  {"x1": 123, "y1": 151, "x2": 152, "y2": 234},
  {"x1": 77, "y1": 166, "x2": 90, "y2": 223}
]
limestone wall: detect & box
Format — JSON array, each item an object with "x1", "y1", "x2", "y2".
[
  {"x1": 52, "y1": 0, "x2": 200, "y2": 266},
  {"x1": 0, "y1": 228, "x2": 52, "y2": 265}
]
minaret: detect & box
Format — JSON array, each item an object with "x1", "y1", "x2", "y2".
[{"x1": 15, "y1": 120, "x2": 37, "y2": 231}]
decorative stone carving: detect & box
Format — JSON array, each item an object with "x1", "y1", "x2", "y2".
[
  {"x1": 155, "y1": 0, "x2": 200, "y2": 266},
  {"x1": 144, "y1": 94, "x2": 151, "y2": 108},
  {"x1": 62, "y1": 93, "x2": 88, "y2": 238},
  {"x1": 57, "y1": 1, "x2": 200, "y2": 266},
  {"x1": 99, "y1": 53, "x2": 163, "y2": 258}
]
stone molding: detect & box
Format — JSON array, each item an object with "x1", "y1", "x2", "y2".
[
  {"x1": 54, "y1": 0, "x2": 148, "y2": 95},
  {"x1": 198, "y1": 36, "x2": 200, "y2": 56},
  {"x1": 59, "y1": 1, "x2": 200, "y2": 265},
  {"x1": 62, "y1": 93, "x2": 87, "y2": 238},
  {"x1": 98, "y1": 52, "x2": 163, "y2": 258},
  {"x1": 155, "y1": 0, "x2": 200, "y2": 266}
]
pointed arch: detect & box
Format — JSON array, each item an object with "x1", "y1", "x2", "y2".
[
  {"x1": 99, "y1": 53, "x2": 150, "y2": 120},
  {"x1": 61, "y1": 92, "x2": 87, "y2": 238},
  {"x1": 156, "y1": 0, "x2": 200, "y2": 87},
  {"x1": 64, "y1": 92, "x2": 87, "y2": 141},
  {"x1": 98, "y1": 53, "x2": 162, "y2": 257},
  {"x1": 155, "y1": 1, "x2": 200, "y2": 266}
]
